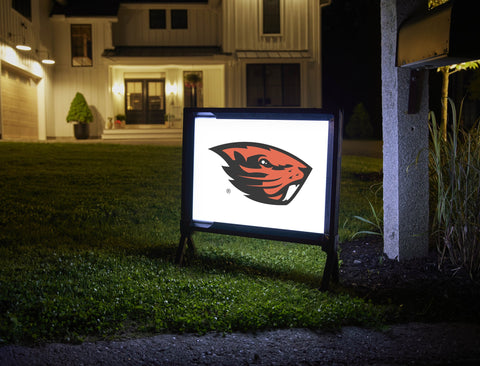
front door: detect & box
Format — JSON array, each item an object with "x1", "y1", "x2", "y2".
[{"x1": 125, "y1": 79, "x2": 166, "y2": 124}]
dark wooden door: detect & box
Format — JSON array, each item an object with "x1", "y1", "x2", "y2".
[{"x1": 125, "y1": 79, "x2": 165, "y2": 124}]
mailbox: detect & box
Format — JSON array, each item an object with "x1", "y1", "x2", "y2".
[{"x1": 397, "y1": 0, "x2": 480, "y2": 68}]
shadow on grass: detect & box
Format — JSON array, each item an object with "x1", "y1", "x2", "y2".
[
  {"x1": 186, "y1": 250, "x2": 323, "y2": 289},
  {"x1": 120, "y1": 240, "x2": 325, "y2": 289}
]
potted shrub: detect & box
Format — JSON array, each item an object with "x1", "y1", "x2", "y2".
[{"x1": 66, "y1": 92, "x2": 93, "y2": 139}]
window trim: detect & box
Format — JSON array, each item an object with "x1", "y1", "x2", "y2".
[
  {"x1": 259, "y1": 0, "x2": 284, "y2": 37},
  {"x1": 70, "y1": 24, "x2": 93, "y2": 67}
]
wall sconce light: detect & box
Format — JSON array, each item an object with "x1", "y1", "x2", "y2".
[
  {"x1": 112, "y1": 83, "x2": 125, "y2": 95},
  {"x1": 41, "y1": 56, "x2": 55, "y2": 65},
  {"x1": 16, "y1": 41, "x2": 31, "y2": 51},
  {"x1": 36, "y1": 50, "x2": 55, "y2": 65},
  {"x1": 166, "y1": 82, "x2": 178, "y2": 96},
  {"x1": 166, "y1": 82, "x2": 178, "y2": 106}
]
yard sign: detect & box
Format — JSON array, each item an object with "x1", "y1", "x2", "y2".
[{"x1": 177, "y1": 108, "x2": 342, "y2": 289}]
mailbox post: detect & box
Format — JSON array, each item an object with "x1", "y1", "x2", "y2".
[
  {"x1": 381, "y1": 0, "x2": 430, "y2": 261},
  {"x1": 381, "y1": 0, "x2": 480, "y2": 261}
]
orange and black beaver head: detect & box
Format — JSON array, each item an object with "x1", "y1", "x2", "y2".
[{"x1": 211, "y1": 142, "x2": 312, "y2": 205}]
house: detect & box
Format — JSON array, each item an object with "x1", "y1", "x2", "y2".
[{"x1": 0, "y1": 0, "x2": 331, "y2": 142}]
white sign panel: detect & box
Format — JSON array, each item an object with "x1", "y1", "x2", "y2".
[{"x1": 191, "y1": 117, "x2": 330, "y2": 234}]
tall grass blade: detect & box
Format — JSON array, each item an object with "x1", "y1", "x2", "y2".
[{"x1": 429, "y1": 98, "x2": 480, "y2": 280}]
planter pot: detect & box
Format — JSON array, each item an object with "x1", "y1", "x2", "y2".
[{"x1": 74, "y1": 123, "x2": 89, "y2": 140}]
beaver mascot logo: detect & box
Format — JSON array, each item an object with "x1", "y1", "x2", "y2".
[{"x1": 210, "y1": 142, "x2": 312, "y2": 205}]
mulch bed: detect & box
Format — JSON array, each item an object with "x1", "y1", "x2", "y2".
[{"x1": 338, "y1": 236, "x2": 480, "y2": 323}]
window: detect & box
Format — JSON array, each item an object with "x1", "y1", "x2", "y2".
[
  {"x1": 149, "y1": 9, "x2": 166, "y2": 29},
  {"x1": 263, "y1": 0, "x2": 281, "y2": 34},
  {"x1": 126, "y1": 81, "x2": 143, "y2": 111},
  {"x1": 171, "y1": 9, "x2": 188, "y2": 29},
  {"x1": 71, "y1": 25, "x2": 92, "y2": 67},
  {"x1": 247, "y1": 64, "x2": 300, "y2": 107},
  {"x1": 12, "y1": 0, "x2": 31, "y2": 20}
]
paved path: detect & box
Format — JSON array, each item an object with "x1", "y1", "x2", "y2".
[{"x1": 1, "y1": 323, "x2": 480, "y2": 365}]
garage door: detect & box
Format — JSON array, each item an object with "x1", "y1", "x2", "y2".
[{"x1": 1, "y1": 65, "x2": 38, "y2": 140}]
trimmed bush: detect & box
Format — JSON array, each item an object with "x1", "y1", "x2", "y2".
[
  {"x1": 66, "y1": 92, "x2": 93, "y2": 124},
  {"x1": 345, "y1": 103, "x2": 374, "y2": 139}
]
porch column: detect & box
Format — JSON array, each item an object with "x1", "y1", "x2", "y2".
[{"x1": 381, "y1": 0, "x2": 429, "y2": 260}]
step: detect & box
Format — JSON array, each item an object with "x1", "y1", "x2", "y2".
[{"x1": 102, "y1": 128, "x2": 183, "y2": 140}]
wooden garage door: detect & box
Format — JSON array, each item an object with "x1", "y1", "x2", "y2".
[{"x1": 1, "y1": 65, "x2": 38, "y2": 140}]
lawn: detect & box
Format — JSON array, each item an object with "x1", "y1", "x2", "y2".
[{"x1": 0, "y1": 142, "x2": 384, "y2": 344}]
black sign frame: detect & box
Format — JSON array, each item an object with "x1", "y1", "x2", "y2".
[{"x1": 176, "y1": 108, "x2": 342, "y2": 289}]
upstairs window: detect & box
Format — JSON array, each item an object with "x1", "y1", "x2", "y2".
[
  {"x1": 171, "y1": 9, "x2": 188, "y2": 29},
  {"x1": 262, "y1": 0, "x2": 281, "y2": 34},
  {"x1": 71, "y1": 24, "x2": 92, "y2": 67},
  {"x1": 150, "y1": 9, "x2": 166, "y2": 29},
  {"x1": 12, "y1": 0, "x2": 31, "y2": 20}
]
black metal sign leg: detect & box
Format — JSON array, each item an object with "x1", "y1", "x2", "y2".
[
  {"x1": 320, "y1": 247, "x2": 339, "y2": 291},
  {"x1": 175, "y1": 234, "x2": 195, "y2": 265}
]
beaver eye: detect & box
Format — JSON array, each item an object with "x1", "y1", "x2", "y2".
[{"x1": 259, "y1": 158, "x2": 273, "y2": 168}]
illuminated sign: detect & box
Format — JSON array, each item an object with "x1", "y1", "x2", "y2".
[{"x1": 178, "y1": 108, "x2": 342, "y2": 288}]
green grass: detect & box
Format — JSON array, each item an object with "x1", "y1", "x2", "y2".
[
  {"x1": 339, "y1": 155, "x2": 383, "y2": 240},
  {"x1": 0, "y1": 142, "x2": 383, "y2": 344}
]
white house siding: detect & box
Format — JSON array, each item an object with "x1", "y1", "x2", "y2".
[
  {"x1": 0, "y1": 0, "x2": 53, "y2": 140},
  {"x1": 224, "y1": 60, "x2": 243, "y2": 107},
  {"x1": 52, "y1": 67, "x2": 109, "y2": 138},
  {"x1": 50, "y1": 19, "x2": 114, "y2": 138},
  {"x1": 1, "y1": 0, "x2": 327, "y2": 140},
  {"x1": 202, "y1": 66, "x2": 225, "y2": 107},
  {"x1": 221, "y1": 0, "x2": 323, "y2": 108},
  {"x1": 223, "y1": 0, "x2": 311, "y2": 52},
  {"x1": 113, "y1": 4, "x2": 220, "y2": 47}
]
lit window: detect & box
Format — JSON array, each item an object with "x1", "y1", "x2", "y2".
[{"x1": 71, "y1": 24, "x2": 92, "y2": 67}]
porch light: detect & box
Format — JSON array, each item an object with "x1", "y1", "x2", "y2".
[
  {"x1": 112, "y1": 83, "x2": 124, "y2": 95},
  {"x1": 166, "y1": 82, "x2": 178, "y2": 95}
]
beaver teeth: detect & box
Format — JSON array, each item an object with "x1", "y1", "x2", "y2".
[{"x1": 284, "y1": 184, "x2": 299, "y2": 202}]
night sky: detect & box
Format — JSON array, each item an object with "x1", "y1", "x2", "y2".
[{"x1": 322, "y1": 0, "x2": 382, "y2": 139}]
